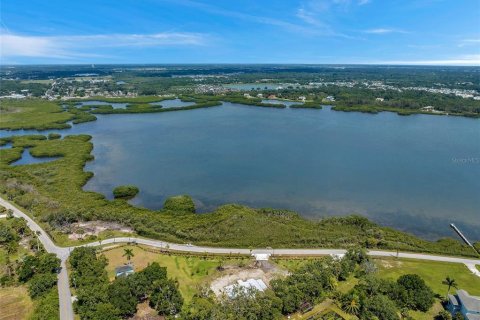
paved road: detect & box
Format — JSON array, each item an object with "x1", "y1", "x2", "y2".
[
  {"x1": 82, "y1": 237, "x2": 480, "y2": 266},
  {"x1": 1, "y1": 196, "x2": 479, "y2": 320},
  {"x1": 0, "y1": 198, "x2": 73, "y2": 320}
]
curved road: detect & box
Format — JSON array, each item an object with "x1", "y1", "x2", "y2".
[{"x1": 1, "y1": 197, "x2": 479, "y2": 320}]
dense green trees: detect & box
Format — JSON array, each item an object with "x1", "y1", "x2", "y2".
[
  {"x1": 339, "y1": 272, "x2": 435, "y2": 319},
  {"x1": 362, "y1": 294, "x2": 399, "y2": 320},
  {"x1": 0, "y1": 216, "x2": 60, "y2": 318},
  {"x1": 149, "y1": 278, "x2": 184, "y2": 315},
  {"x1": 107, "y1": 277, "x2": 138, "y2": 316},
  {"x1": 28, "y1": 273, "x2": 58, "y2": 298},
  {"x1": 183, "y1": 288, "x2": 283, "y2": 320},
  {"x1": 70, "y1": 248, "x2": 183, "y2": 319},
  {"x1": 396, "y1": 274, "x2": 435, "y2": 312}
]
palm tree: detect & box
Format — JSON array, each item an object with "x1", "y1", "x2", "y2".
[
  {"x1": 342, "y1": 297, "x2": 360, "y2": 315},
  {"x1": 123, "y1": 248, "x2": 134, "y2": 263},
  {"x1": 442, "y1": 276, "x2": 458, "y2": 299}
]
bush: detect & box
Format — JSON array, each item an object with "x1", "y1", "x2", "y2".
[
  {"x1": 163, "y1": 195, "x2": 196, "y2": 213},
  {"x1": 48, "y1": 133, "x2": 61, "y2": 140},
  {"x1": 113, "y1": 185, "x2": 139, "y2": 199},
  {"x1": 396, "y1": 274, "x2": 434, "y2": 312}
]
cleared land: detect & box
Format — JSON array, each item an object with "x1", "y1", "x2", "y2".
[
  {"x1": 375, "y1": 257, "x2": 480, "y2": 296},
  {"x1": 100, "y1": 244, "x2": 247, "y2": 302},
  {"x1": 0, "y1": 286, "x2": 34, "y2": 320}
]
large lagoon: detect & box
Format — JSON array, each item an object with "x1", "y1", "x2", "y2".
[{"x1": 3, "y1": 103, "x2": 479, "y2": 240}]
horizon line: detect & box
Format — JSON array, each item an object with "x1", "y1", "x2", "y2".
[{"x1": 1, "y1": 63, "x2": 479, "y2": 67}]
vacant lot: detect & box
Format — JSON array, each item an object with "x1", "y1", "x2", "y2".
[
  {"x1": 376, "y1": 258, "x2": 480, "y2": 296},
  {"x1": 0, "y1": 286, "x2": 34, "y2": 320},
  {"x1": 101, "y1": 245, "x2": 250, "y2": 302}
]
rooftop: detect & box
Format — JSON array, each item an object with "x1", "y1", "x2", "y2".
[
  {"x1": 457, "y1": 289, "x2": 480, "y2": 313},
  {"x1": 115, "y1": 265, "x2": 134, "y2": 274}
]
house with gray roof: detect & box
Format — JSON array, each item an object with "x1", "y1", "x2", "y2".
[
  {"x1": 115, "y1": 264, "x2": 134, "y2": 278},
  {"x1": 448, "y1": 289, "x2": 480, "y2": 320}
]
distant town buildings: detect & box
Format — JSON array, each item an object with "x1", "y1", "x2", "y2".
[
  {"x1": 323, "y1": 96, "x2": 335, "y2": 102},
  {"x1": 421, "y1": 106, "x2": 435, "y2": 112},
  {"x1": 0, "y1": 93, "x2": 26, "y2": 99}
]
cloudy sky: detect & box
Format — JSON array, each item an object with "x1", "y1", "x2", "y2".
[{"x1": 1, "y1": 0, "x2": 479, "y2": 65}]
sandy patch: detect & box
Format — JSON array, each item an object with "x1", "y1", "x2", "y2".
[
  {"x1": 210, "y1": 261, "x2": 287, "y2": 297},
  {"x1": 67, "y1": 220, "x2": 133, "y2": 240},
  {"x1": 128, "y1": 301, "x2": 163, "y2": 320}
]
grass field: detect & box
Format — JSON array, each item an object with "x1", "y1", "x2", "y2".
[
  {"x1": 375, "y1": 258, "x2": 480, "y2": 296},
  {"x1": 100, "y1": 245, "x2": 247, "y2": 302},
  {"x1": 0, "y1": 286, "x2": 34, "y2": 320},
  {"x1": 376, "y1": 258, "x2": 480, "y2": 320},
  {"x1": 0, "y1": 99, "x2": 73, "y2": 130}
]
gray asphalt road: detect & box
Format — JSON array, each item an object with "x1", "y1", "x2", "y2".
[
  {"x1": 0, "y1": 197, "x2": 73, "y2": 320},
  {"x1": 1, "y1": 196, "x2": 479, "y2": 320}
]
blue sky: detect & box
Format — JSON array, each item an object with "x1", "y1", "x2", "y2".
[{"x1": 1, "y1": 0, "x2": 479, "y2": 65}]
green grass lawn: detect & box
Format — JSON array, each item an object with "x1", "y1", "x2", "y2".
[
  {"x1": 101, "y1": 245, "x2": 247, "y2": 303},
  {"x1": 274, "y1": 258, "x2": 324, "y2": 272},
  {"x1": 375, "y1": 258, "x2": 480, "y2": 296}
]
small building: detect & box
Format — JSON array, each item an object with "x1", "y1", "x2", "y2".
[
  {"x1": 298, "y1": 96, "x2": 306, "y2": 102},
  {"x1": 323, "y1": 96, "x2": 335, "y2": 102},
  {"x1": 257, "y1": 93, "x2": 264, "y2": 98},
  {"x1": 267, "y1": 94, "x2": 277, "y2": 99},
  {"x1": 115, "y1": 265, "x2": 134, "y2": 278},
  {"x1": 447, "y1": 289, "x2": 480, "y2": 319},
  {"x1": 376, "y1": 97, "x2": 384, "y2": 102},
  {"x1": 421, "y1": 106, "x2": 435, "y2": 112}
]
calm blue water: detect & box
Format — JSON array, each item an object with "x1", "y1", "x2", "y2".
[
  {"x1": 150, "y1": 98, "x2": 195, "y2": 108},
  {"x1": 11, "y1": 148, "x2": 60, "y2": 166},
  {"x1": 261, "y1": 99, "x2": 303, "y2": 107},
  {"x1": 76, "y1": 100, "x2": 128, "y2": 109},
  {"x1": 2, "y1": 103, "x2": 479, "y2": 240}
]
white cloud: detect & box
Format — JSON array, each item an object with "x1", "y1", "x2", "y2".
[
  {"x1": 0, "y1": 31, "x2": 209, "y2": 59},
  {"x1": 363, "y1": 28, "x2": 408, "y2": 34},
  {"x1": 358, "y1": 0, "x2": 371, "y2": 5},
  {"x1": 458, "y1": 38, "x2": 480, "y2": 47},
  {"x1": 373, "y1": 55, "x2": 480, "y2": 66}
]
